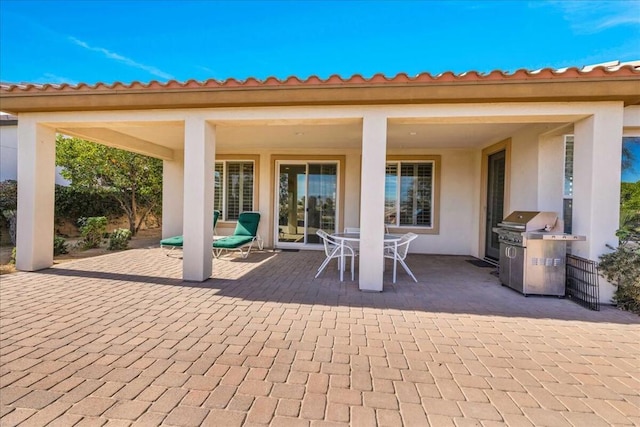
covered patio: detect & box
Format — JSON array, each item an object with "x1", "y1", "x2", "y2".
[
  {"x1": 1, "y1": 247, "x2": 638, "y2": 425},
  {"x1": 1, "y1": 63, "x2": 639, "y2": 302}
]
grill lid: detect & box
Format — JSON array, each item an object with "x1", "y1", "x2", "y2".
[{"x1": 498, "y1": 211, "x2": 560, "y2": 232}]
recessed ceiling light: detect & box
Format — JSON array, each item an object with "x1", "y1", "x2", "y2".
[{"x1": 409, "y1": 131, "x2": 417, "y2": 136}]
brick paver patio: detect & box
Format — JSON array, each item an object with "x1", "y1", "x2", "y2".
[{"x1": 1, "y1": 247, "x2": 638, "y2": 426}]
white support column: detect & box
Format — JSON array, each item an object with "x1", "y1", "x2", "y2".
[
  {"x1": 182, "y1": 117, "x2": 215, "y2": 281},
  {"x1": 358, "y1": 113, "x2": 388, "y2": 291},
  {"x1": 572, "y1": 104, "x2": 624, "y2": 260},
  {"x1": 16, "y1": 119, "x2": 56, "y2": 271},
  {"x1": 162, "y1": 152, "x2": 184, "y2": 239}
]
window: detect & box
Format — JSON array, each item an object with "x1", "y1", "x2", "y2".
[
  {"x1": 385, "y1": 161, "x2": 435, "y2": 228},
  {"x1": 563, "y1": 136, "x2": 574, "y2": 233},
  {"x1": 621, "y1": 136, "x2": 640, "y2": 227},
  {"x1": 214, "y1": 161, "x2": 254, "y2": 220}
]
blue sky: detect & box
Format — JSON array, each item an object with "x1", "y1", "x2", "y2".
[
  {"x1": 623, "y1": 138, "x2": 640, "y2": 183},
  {"x1": 1, "y1": 1, "x2": 639, "y2": 85}
]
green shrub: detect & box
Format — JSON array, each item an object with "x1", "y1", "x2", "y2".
[
  {"x1": 599, "y1": 226, "x2": 640, "y2": 314},
  {"x1": 0, "y1": 180, "x2": 17, "y2": 244},
  {"x1": 55, "y1": 185, "x2": 121, "y2": 222},
  {"x1": 0, "y1": 180, "x2": 17, "y2": 211},
  {"x1": 1, "y1": 210, "x2": 17, "y2": 245},
  {"x1": 78, "y1": 216, "x2": 108, "y2": 249},
  {"x1": 53, "y1": 236, "x2": 69, "y2": 256},
  {"x1": 10, "y1": 247, "x2": 16, "y2": 264},
  {"x1": 108, "y1": 228, "x2": 132, "y2": 251}
]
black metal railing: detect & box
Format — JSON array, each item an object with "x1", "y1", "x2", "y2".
[{"x1": 566, "y1": 255, "x2": 600, "y2": 311}]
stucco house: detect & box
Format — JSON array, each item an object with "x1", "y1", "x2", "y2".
[
  {"x1": 0, "y1": 113, "x2": 19, "y2": 182},
  {"x1": 1, "y1": 60, "x2": 639, "y2": 302},
  {"x1": 1, "y1": 112, "x2": 69, "y2": 185}
]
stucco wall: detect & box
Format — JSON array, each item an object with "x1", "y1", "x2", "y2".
[
  {"x1": 509, "y1": 125, "x2": 545, "y2": 211},
  {"x1": 537, "y1": 133, "x2": 566, "y2": 215},
  {"x1": 343, "y1": 153, "x2": 361, "y2": 230},
  {"x1": 623, "y1": 105, "x2": 640, "y2": 129},
  {"x1": 536, "y1": 132, "x2": 618, "y2": 304},
  {"x1": 410, "y1": 149, "x2": 477, "y2": 255},
  {"x1": 0, "y1": 121, "x2": 69, "y2": 185},
  {"x1": 212, "y1": 147, "x2": 479, "y2": 255}
]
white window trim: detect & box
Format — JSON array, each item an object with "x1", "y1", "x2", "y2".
[
  {"x1": 385, "y1": 160, "x2": 436, "y2": 229},
  {"x1": 215, "y1": 159, "x2": 256, "y2": 221}
]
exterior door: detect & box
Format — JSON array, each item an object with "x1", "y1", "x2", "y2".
[
  {"x1": 276, "y1": 162, "x2": 338, "y2": 247},
  {"x1": 485, "y1": 150, "x2": 506, "y2": 260}
]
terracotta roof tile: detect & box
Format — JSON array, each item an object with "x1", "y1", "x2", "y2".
[{"x1": 1, "y1": 61, "x2": 638, "y2": 94}]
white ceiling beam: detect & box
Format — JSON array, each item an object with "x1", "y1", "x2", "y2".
[{"x1": 57, "y1": 127, "x2": 175, "y2": 160}]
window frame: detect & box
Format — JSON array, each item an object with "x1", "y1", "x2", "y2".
[
  {"x1": 563, "y1": 135, "x2": 574, "y2": 199},
  {"x1": 563, "y1": 135, "x2": 574, "y2": 233},
  {"x1": 385, "y1": 155, "x2": 441, "y2": 235},
  {"x1": 214, "y1": 155, "x2": 260, "y2": 224}
]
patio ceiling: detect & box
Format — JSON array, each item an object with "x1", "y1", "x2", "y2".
[
  {"x1": 55, "y1": 121, "x2": 184, "y2": 152},
  {"x1": 54, "y1": 120, "x2": 561, "y2": 156},
  {"x1": 215, "y1": 121, "x2": 544, "y2": 150}
]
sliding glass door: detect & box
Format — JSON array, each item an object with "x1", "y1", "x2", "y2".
[{"x1": 276, "y1": 162, "x2": 338, "y2": 247}]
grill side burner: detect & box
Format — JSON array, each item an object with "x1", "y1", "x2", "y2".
[{"x1": 493, "y1": 211, "x2": 586, "y2": 296}]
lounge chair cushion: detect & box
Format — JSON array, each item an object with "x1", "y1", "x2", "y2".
[
  {"x1": 234, "y1": 213, "x2": 260, "y2": 236},
  {"x1": 160, "y1": 210, "x2": 221, "y2": 250},
  {"x1": 160, "y1": 236, "x2": 184, "y2": 247},
  {"x1": 213, "y1": 235, "x2": 254, "y2": 249}
]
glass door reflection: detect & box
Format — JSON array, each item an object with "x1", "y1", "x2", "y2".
[{"x1": 276, "y1": 162, "x2": 338, "y2": 247}]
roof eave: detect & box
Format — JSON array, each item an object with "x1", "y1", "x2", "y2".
[{"x1": 1, "y1": 79, "x2": 639, "y2": 114}]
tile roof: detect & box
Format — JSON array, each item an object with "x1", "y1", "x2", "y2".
[{"x1": 1, "y1": 61, "x2": 639, "y2": 93}]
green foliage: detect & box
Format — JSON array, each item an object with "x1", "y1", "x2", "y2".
[
  {"x1": 620, "y1": 181, "x2": 640, "y2": 230},
  {"x1": 621, "y1": 181, "x2": 640, "y2": 209},
  {"x1": 0, "y1": 180, "x2": 17, "y2": 211},
  {"x1": 78, "y1": 216, "x2": 108, "y2": 249},
  {"x1": 614, "y1": 139, "x2": 640, "y2": 313},
  {"x1": 0, "y1": 181, "x2": 18, "y2": 245},
  {"x1": 53, "y1": 236, "x2": 69, "y2": 256},
  {"x1": 599, "y1": 227, "x2": 640, "y2": 314},
  {"x1": 10, "y1": 247, "x2": 16, "y2": 264},
  {"x1": 55, "y1": 185, "x2": 121, "y2": 221},
  {"x1": 108, "y1": 228, "x2": 132, "y2": 251},
  {"x1": 56, "y1": 135, "x2": 163, "y2": 235},
  {"x1": 1, "y1": 210, "x2": 17, "y2": 245}
]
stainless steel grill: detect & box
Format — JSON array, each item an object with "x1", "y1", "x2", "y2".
[{"x1": 493, "y1": 211, "x2": 586, "y2": 296}]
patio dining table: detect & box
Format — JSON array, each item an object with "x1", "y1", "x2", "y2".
[{"x1": 331, "y1": 232, "x2": 403, "y2": 281}]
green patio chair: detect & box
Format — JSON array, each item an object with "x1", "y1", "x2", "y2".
[
  {"x1": 160, "y1": 210, "x2": 220, "y2": 257},
  {"x1": 213, "y1": 211, "x2": 263, "y2": 259}
]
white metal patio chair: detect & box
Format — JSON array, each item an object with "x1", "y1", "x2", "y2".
[
  {"x1": 342, "y1": 226, "x2": 390, "y2": 254},
  {"x1": 315, "y1": 230, "x2": 356, "y2": 281},
  {"x1": 384, "y1": 232, "x2": 418, "y2": 283},
  {"x1": 343, "y1": 227, "x2": 361, "y2": 254},
  {"x1": 344, "y1": 225, "x2": 390, "y2": 234}
]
